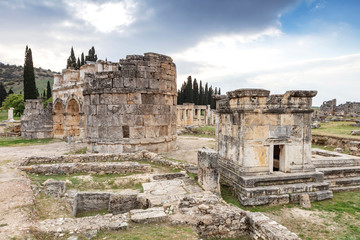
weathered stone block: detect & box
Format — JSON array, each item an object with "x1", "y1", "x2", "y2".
[{"x1": 198, "y1": 147, "x2": 220, "y2": 194}]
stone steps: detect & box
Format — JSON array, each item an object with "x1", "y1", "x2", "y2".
[
  {"x1": 238, "y1": 182, "x2": 330, "y2": 198},
  {"x1": 327, "y1": 176, "x2": 360, "y2": 188},
  {"x1": 332, "y1": 185, "x2": 360, "y2": 193},
  {"x1": 238, "y1": 190, "x2": 333, "y2": 206},
  {"x1": 318, "y1": 166, "x2": 360, "y2": 179}
]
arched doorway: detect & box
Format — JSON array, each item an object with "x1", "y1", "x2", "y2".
[
  {"x1": 66, "y1": 99, "x2": 80, "y2": 137},
  {"x1": 53, "y1": 101, "x2": 64, "y2": 137}
]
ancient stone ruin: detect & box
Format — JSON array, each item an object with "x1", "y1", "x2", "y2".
[
  {"x1": 320, "y1": 98, "x2": 360, "y2": 117},
  {"x1": 83, "y1": 53, "x2": 177, "y2": 153},
  {"x1": 203, "y1": 89, "x2": 333, "y2": 205}
]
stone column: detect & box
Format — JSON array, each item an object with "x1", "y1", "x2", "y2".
[
  {"x1": 8, "y1": 107, "x2": 14, "y2": 122},
  {"x1": 197, "y1": 147, "x2": 220, "y2": 194}
]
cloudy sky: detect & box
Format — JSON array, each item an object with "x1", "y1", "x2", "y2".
[{"x1": 0, "y1": 0, "x2": 359, "y2": 106}]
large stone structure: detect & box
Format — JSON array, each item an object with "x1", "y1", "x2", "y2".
[
  {"x1": 212, "y1": 89, "x2": 332, "y2": 205},
  {"x1": 52, "y1": 60, "x2": 118, "y2": 140},
  {"x1": 177, "y1": 103, "x2": 215, "y2": 127},
  {"x1": 320, "y1": 99, "x2": 336, "y2": 115},
  {"x1": 83, "y1": 53, "x2": 177, "y2": 153},
  {"x1": 21, "y1": 100, "x2": 53, "y2": 139}
]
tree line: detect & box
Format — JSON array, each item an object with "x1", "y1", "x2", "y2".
[
  {"x1": 66, "y1": 46, "x2": 98, "y2": 70},
  {"x1": 177, "y1": 76, "x2": 221, "y2": 109}
]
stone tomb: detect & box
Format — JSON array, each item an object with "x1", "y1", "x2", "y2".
[{"x1": 211, "y1": 89, "x2": 333, "y2": 205}]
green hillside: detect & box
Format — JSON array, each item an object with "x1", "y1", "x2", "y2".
[{"x1": 0, "y1": 62, "x2": 58, "y2": 95}]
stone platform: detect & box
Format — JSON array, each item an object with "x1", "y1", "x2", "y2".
[
  {"x1": 312, "y1": 149, "x2": 360, "y2": 192},
  {"x1": 226, "y1": 171, "x2": 332, "y2": 206}
]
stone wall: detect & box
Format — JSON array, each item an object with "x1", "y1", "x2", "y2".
[
  {"x1": 21, "y1": 100, "x2": 53, "y2": 139},
  {"x1": 83, "y1": 53, "x2": 177, "y2": 153},
  {"x1": 319, "y1": 99, "x2": 360, "y2": 117},
  {"x1": 320, "y1": 99, "x2": 336, "y2": 115}
]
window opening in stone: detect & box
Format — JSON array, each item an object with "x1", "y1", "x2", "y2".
[
  {"x1": 123, "y1": 125, "x2": 130, "y2": 138},
  {"x1": 273, "y1": 145, "x2": 280, "y2": 171}
]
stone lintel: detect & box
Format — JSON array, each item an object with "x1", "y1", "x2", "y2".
[{"x1": 227, "y1": 89, "x2": 270, "y2": 99}]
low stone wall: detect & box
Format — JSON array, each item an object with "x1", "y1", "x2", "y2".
[
  {"x1": 312, "y1": 134, "x2": 360, "y2": 156},
  {"x1": 19, "y1": 162, "x2": 151, "y2": 175},
  {"x1": 73, "y1": 190, "x2": 141, "y2": 216},
  {"x1": 20, "y1": 150, "x2": 196, "y2": 172}
]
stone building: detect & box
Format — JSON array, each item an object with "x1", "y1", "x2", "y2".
[
  {"x1": 176, "y1": 103, "x2": 215, "y2": 127},
  {"x1": 212, "y1": 89, "x2": 332, "y2": 205},
  {"x1": 83, "y1": 53, "x2": 177, "y2": 153},
  {"x1": 320, "y1": 99, "x2": 360, "y2": 116}
]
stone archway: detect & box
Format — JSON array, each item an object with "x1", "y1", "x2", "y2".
[
  {"x1": 66, "y1": 98, "x2": 81, "y2": 137},
  {"x1": 53, "y1": 101, "x2": 64, "y2": 137}
]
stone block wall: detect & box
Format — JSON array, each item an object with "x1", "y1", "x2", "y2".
[
  {"x1": 21, "y1": 100, "x2": 53, "y2": 139},
  {"x1": 83, "y1": 53, "x2": 177, "y2": 153}
]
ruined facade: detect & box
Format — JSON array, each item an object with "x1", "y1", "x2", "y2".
[
  {"x1": 83, "y1": 53, "x2": 177, "y2": 153},
  {"x1": 21, "y1": 100, "x2": 53, "y2": 139},
  {"x1": 176, "y1": 103, "x2": 215, "y2": 127},
  {"x1": 52, "y1": 60, "x2": 118, "y2": 140},
  {"x1": 213, "y1": 89, "x2": 332, "y2": 205},
  {"x1": 319, "y1": 99, "x2": 336, "y2": 115}
]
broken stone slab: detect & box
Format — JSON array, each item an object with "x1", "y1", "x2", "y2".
[
  {"x1": 130, "y1": 207, "x2": 167, "y2": 223},
  {"x1": 299, "y1": 194, "x2": 311, "y2": 208},
  {"x1": 351, "y1": 130, "x2": 360, "y2": 135},
  {"x1": 42, "y1": 179, "x2": 66, "y2": 198},
  {"x1": 152, "y1": 172, "x2": 187, "y2": 181}
]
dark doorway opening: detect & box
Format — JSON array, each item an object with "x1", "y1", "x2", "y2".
[{"x1": 273, "y1": 145, "x2": 280, "y2": 171}]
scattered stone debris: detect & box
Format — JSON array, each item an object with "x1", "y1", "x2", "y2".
[{"x1": 299, "y1": 194, "x2": 311, "y2": 209}]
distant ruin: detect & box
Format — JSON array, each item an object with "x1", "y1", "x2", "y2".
[
  {"x1": 320, "y1": 99, "x2": 360, "y2": 117},
  {"x1": 176, "y1": 103, "x2": 215, "y2": 127}
]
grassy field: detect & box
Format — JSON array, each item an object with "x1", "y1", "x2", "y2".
[
  {"x1": 0, "y1": 137, "x2": 54, "y2": 147},
  {"x1": 0, "y1": 110, "x2": 21, "y2": 121},
  {"x1": 180, "y1": 125, "x2": 216, "y2": 138},
  {"x1": 312, "y1": 121, "x2": 360, "y2": 140},
  {"x1": 221, "y1": 185, "x2": 360, "y2": 240}
]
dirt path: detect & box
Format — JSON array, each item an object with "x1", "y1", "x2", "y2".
[
  {"x1": 0, "y1": 141, "x2": 84, "y2": 239},
  {"x1": 161, "y1": 135, "x2": 215, "y2": 165}
]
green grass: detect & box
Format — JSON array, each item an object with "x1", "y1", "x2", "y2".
[
  {"x1": 65, "y1": 147, "x2": 87, "y2": 155},
  {"x1": 95, "y1": 223, "x2": 198, "y2": 240},
  {"x1": 28, "y1": 172, "x2": 145, "y2": 192},
  {"x1": 0, "y1": 110, "x2": 21, "y2": 121},
  {"x1": 0, "y1": 137, "x2": 54, "y2": 147},
  {"x1": 179, "y1": 133, "x2": 216, "y2": 138},
  {"x1": 312, "y1": 121, "x2": 360, "y2": 140},
  {"x1": 194, "y1": 126, "x2": 216, "y2": 134}
]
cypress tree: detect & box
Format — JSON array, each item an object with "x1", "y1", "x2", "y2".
[
  {"x1": 42, "y1": 90, "x2": 46, "y2": 101},
  {"x1": 184, "y1": 76, "x2": 193, "y2": 103},
  {"x1": 218, "y1": 88, "x2": 221, "y2": 95},
  {"x1": 193, "y1": 78, "x2": 199, "y2": 105},
  {"x1": 85, "y1": 46, "x2": 98, "y2": 62},
  {"x1": 46, "y1": 80, "x2": 52, "y2": 99},
  {"x1": 199, "y1": 81, "x2": 204, "y2": 105},
  {"x1": 8, "y1": 87, "x2": 14, "y2": 95},
  {"x1": 0, "y1": 83, "x2": 7, "y2": 107},
  {"x1": 204, "y1": 83, "x2": 209, "y2": 105},
  {"x1": 66, "y1": 47, "x2": 77, "y2": 69},
  {"x1": 76, "y1": 57, "x2": 81, "y2": 70},
  {"x1": 81, "y1": 52, "x2": 85, "y2": 65},
  {"x1": 209, "y1": 86, "x2": 215, "y2": 109},
  {"x1": 23, "y1": 46, "x2": 37, "y2": 100},
  {"x1": 177, "y1": 90, "x2": 181, "y2": 105}
]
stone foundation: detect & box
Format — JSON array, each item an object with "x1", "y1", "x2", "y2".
[{"x1": 312, "y1": 134, "x2": 360, "y2": 156}]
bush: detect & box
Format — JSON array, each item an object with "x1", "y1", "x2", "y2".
[
  {"x1": 2, "y1": 94, "x2": 25, "y2": 116},
  {"x1": 43, "y1": 97, "x2": 52, "y2": 108}
]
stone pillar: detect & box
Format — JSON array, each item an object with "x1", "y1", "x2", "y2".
[
  {"x1": 197, "y1": 147, "x2": 220, "y2": 194},
  {"x1": 8, "y1": 107, "x2": 14, "y2": 122}
]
